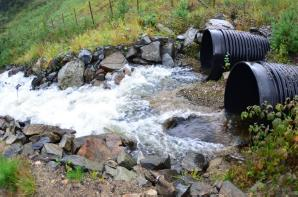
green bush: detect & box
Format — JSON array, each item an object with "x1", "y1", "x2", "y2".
[
  {"x1": 115, "y1": 0, "x2": 129, "y2": 21},
  {"x1": 139, "y1": 13, "x2": 157, "y2": 27},
  {"x1": 271, "y1": 7, "x2": 298, "y2": 56},
  {"x1": 0, "y1": 156, "x2": 18, "y2": 190},
  {"x1": 228, "y1": 98, "x2": 298, "y2": 190},
  {"x1": 173, "y1": 0, "x2": 189, "y2": 20},
  {"x1": 66, "y1": 165, "x2": 85, "y2": 181}
]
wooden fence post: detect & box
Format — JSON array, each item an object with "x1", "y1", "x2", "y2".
[
  {"x1": 108, "y1": 0, "x2": 113, "y2": 18},
  {"x1": 89, "y1": 1, "x2": 95, "y2": 25},
  {"x1": 74, "y1": 8, "x2": 78, "y2": 26}
]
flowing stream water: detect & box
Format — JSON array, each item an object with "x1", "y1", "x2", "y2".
[{"x1": 0, "y1": 65, "x2": 244, "y2": 160}]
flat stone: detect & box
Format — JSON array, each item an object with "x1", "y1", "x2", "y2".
[
  {"x1": 205, "y1": 19, "x2": 235, "y2": 30},
  {"x1": 62, "y1": 155, "x2": 104, "y2": 172},
  {"x1": 140, "y1": 155, "x2": 171, "y2": 170},
  {"x1": 42, "y1": 143, "x2": 63, "y2": 157},
  {"x1": 219, "y1": 181, "x2": 247, "y2": 197},
  {"x1": 141, "y1": 41, "x2": 161, "y2": 62},
  {"x1": 23, "y1": 124, "x2": 68, "y2": 137},
  {"x1": 113, "y1": 166, "x2": 137, "y2": 181},
  {"x1": 100, "y1": 52, "x2": 127, "y2": 71},
  {"x1": 117, "y1": 150, "x2": 137, "y2": 170}
]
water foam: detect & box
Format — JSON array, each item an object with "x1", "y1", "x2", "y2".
[{"x1": 0, "y1": 65, "x2": 224, "y2": 158}]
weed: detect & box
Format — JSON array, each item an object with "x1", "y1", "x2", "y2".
[
  {"x1": 66, "y1": 165, "x2": 85, "y2": 182},
  {"x1": 224, "y1": 53, "x2": 231, "y2": 71}
]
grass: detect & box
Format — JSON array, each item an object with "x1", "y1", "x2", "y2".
[
  {"x1": 0, "y1": 0, "x2": 297, "y2": 66},
  {"x1": 0, "y1": 156, "x2": 36, "y2": 196},
  {"x1": 66, "y1": 165, "x2": 85, "y2": 182}
]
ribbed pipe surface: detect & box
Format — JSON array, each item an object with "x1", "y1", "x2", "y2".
[
  {"x1": 224, "y1": 61, "x2": 298, "y2": 113},
  {"x1": 200, "y1": 29, "x2": 270, "y2": 80}
]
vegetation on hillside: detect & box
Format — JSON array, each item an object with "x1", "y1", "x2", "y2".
[
  {"x1": 226, "y1": 98, "x2": 298, "y2": 194},
  {"x1": 0, "y1": 0, "x2": 297, "y2": 66}
]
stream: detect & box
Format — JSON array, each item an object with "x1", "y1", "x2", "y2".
[{"x1": 0, "y1": 65, "x2": 244, "y2": 161}]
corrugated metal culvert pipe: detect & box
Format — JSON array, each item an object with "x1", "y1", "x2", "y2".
[
  {"x1": 200, "y1": 29, "x2": 270, "y2": 80},
  {"x1": 224, "y1": 61, "x2": 298, "y2": 113}
]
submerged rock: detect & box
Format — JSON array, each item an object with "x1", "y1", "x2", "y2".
[
  {"x1": 58, "y1": 60, "x2": 85, "y2": 90},
  {"x1": 141, "y1": 41, "x2": 161, "y2": 62}
]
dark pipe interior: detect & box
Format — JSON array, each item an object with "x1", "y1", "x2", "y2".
[
  {"x1": 225, "y1": 63, "x2": 260, "y2": 113},
  {"x1": 200, "y1": 30, "x2": 213, "y2": 69}
]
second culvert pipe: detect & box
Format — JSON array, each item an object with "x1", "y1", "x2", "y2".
[
  {"x1": 200, "y1": 29, "x2": 270, "y2": 80},
  {"x1": 224, "y1": 61, "x2": 298, "y2": 113}
]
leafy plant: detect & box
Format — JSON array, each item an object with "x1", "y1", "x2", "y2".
[
  {"x1": 0, "y1": 156, "x2": 18, "y2": 190},
  {"x1": 139, "y1": 13, "x2": 157, "y2": 27},
  {"x1": 66, "y1": 165, "x2": 85, "y2": 181},
  {"x1": 174, "y1": 0, "x2": 189, "y2": 20},
  {"x1": 115, "y1": 0, "x2": 129, "y2": 21}
]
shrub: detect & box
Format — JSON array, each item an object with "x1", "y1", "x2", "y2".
[
  {"x1": 139, "y1": 13, "x2": 157, "y2": 27},
  {"x1": 115, "y1": 0, "x2": 129, "y2": 21},
  {"x1": 174, "y1": 0, "x2": 189, "y2": 20},
  {"x1": 271, "y1": 7, "x2": 298, "y2": 56},
  {"x1": 66, "y1": 165, "x2": 85, "y2": 181},
  {"x1": 0, "y1": 156, "x2": 18, "y2": 190},
  {"x1": 228, "y1": 97, "x2": 298, "y2": 191}
]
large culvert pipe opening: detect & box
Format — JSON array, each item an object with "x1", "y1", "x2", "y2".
[
  {"x1": 200, "y1": 30, "x2": 214, "y2": 71},
  {"x1": 225, "y1": 63, "x2": 260, "y2": 113}
]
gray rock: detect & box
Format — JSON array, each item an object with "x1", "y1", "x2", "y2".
[
  {"x1": 62, "y1": 155, "x2": 104, "y2": 172},
  {"x1": 196, "y1": 33, "x2": 203, "y2": 43},
  {"x1": 104, "y1": 165, "x2": 117, "y2": 177},
  {"x1": 136, "y1": 175, "x2": 148, "y2": 186},
  {"x1": 176, "y1": 183, "x2": 189, "y2": 197},
  {"x1": 126, "y1": 47, "x2": 138, "y2": 59},
  {"x1": 100, "y1": 52, "x2": 127, "y2": 71},
  {"x1": 22, "y1": 142, "x2": 34, "y2": 156},
  {"x1": 47, "y1": 161, "x2": 60, "y2": 171},
  {"x1": 5, "y1": 134, "x2": 17, "y2": 145},
  {"x1": 84, "y1": 66, "x2": 96, "y2": 83},
  {"x1": 23, "y1": 124, "x2": 69, "y2": 137},
  {"x1": 78, "y1": 49, "x2": 92, "y2": 65},
  {"x1": 141, "y1": 35, "x2": 152, "y2": 44},
  {"x1": 32, "y1": 136, "x2": 51, "y2": 150},
  {"x1": 31, "y1": 76, "x2": 43, "y2": 90},
  {"x1": 59, "y1": 134, "x2": 74, "y2": 152},
  {"x1": 132, "y1": 58, "x2": 150, "y2": 65},
  {"x1": 182, "y1": 152, "x2": 208, "y2": 172},
  {"x1": 141, "y1": 41, "x2": 161, "y2": 62},
  {"x1": 177, "y1": 35, "x2": 186, "y2": 41},
  {"x1": 205, "y1": 19, "x2": 235, "y2": 30},
  {"x1": 156, "y1": 23, "x2": 175, "y2": 36},
  {"x1": 32, "y1": 57, "x2": 47, "y2": 75},
  {"x1": 42, "y1": 143, "x2": 63, "y2": 157},
  {"x1": 140, "y1": 155, "x2": 171, "y2": 170},
  {"x1": 0, "y1": 118, "x2": 6, "y2": 129},
  {"x1": 91, "y1": 79, "x2": 104, "y2": 87},
  {"x1": 117, "y1": 150, "x2": 137, "y2": 170},
  {"x1": 183, "y1": 182, "x2": 217, "y2": 197},
  {"x1": 183, "y1": 27, "x2": 198, "y2": 47},
  {"x1": 219, "y1": 181, "x2": 247, "y2": 197},
  {"x1": 114, "y1": 166, "x2": 137, "y2": 181},
  {"x1": 214, "y1": 180, "x2": 223, "y2": 191},
  {"x1": 3, "y1": 143, "x2": 23, "y2": 157},
  {"x1": 161, "y1": 42, "x2": 175, "y2": 58},
  {"x1": 47, "y1": 72, "x2": 57, "y2": 82},
  {"x1": 162, "y1": 54, "x2": 175, "y2": 67},
  {"x1": 58, "y1": 60, "x2": 85, "y2": 90},
  {"x1": 93, "y1": 47, "x2": 105, "y2": 62}
]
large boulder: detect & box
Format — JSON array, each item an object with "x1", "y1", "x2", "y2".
[
  {"x1": 204, "y1": 19, "x2": 235, "y2": 30},
  {"x1": 141, "y1": 41, "x2": 161, "y2": 62},
  {"x1": 162, "y1": 54, "x2": 175, "y2": 67},
  {"x1": 77, "y1": 134, "x2": 125, "y2": 162},
  {"x1": 58, "y1": 60, "x2": 85, "y2": 90},
  {"x1": 100, "y1": 52, "x2": 127, "y2": 71}
]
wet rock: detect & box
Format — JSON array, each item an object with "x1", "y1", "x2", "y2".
[
  {"x1": 114, "y1": 166, "x2": 137, "y2": 181},
  {"x1": 3, "y1": 143, "x2": 23, "y2": 157},
  {"x1": 183, "y1": 27, "x2": 198, "y2": 47},
  {"x1": 84, "y1": 66, "x2": 96, "y2": 83},
  {"x1": 219, "y1": 181, "x2": 246, "y2": 197},
  {"x1": 32, "y1": 57, "x2": 47, "y2": 75},
  {"x1": 59, "y1": 134, "x2": 74, "y2": 152},
  {"x1": 140, "y1": 155, "x2": 171, "y2": 170},
  {"x1": 183, "y1": 182, "x2": 217, "y2": 197},
  {"x1": 22, "y1": 142, "x2": 34, "y2": 156},
  {"x1": 31, "y1": 76, "x2": 43, "y2": 90},
  {"x1": 162, "y1": 53, "x2": 175, "y2": 67},
  {"x1": 182, "y1": 152, "x2": 208, "y2": 172},
  {"x1": 205, "y1": 19, "x2": 235, "y2": 30},
  {"x1": 58, "y1": 60, "x2": 85, "y2": 90},
  {"x1": 100, "y1": 52, "x2": 127, "y2": 71},
  {"x1": 77, "y1": 134, "x2": 125, "y2": 162},
  {"x1": 42, "y1": 143, "x2": 63, "y2": 158},
  {"x1": 157, "y1": 23, "x2": 175, "y2": 36},
  {"x1": 126, "y1": 47, "x2": 138, "y2": 59},
  {"x1": 91, "y1": 79, "x2": 104, "y2": 87},
  {"x1": 8, "y1": 66, "x2": 25, "y2": 77},
  {"x1": 93, "y1": 47, "x2": 105, "y2": 62},
  {"x1": 47, "y1": 72, "x2": 57, "y2": 82},
  {"x1": 117, "y1": 150, "x2": 137, "y2": 170},
  {"x1": 141, "y1": 41, "x2": 161, "y2": 62},
  {"x1": 32, "y1": 136, "x2": 51, "y2": 150},
  {"x1": 161, "y1": 41, "x2": 175, "y2": 58},
  {"x1": 132, "y1": 58, "x2": 150, "y2": 65},
  {"x1": 62, "y1": 155, "x2": 104, "y2": 172},
  {"x1": 78, "y1": 49, "x2": 92, "y2": 65},
  {"x1": 113, "y1": 71, "x2": 126, "y2": 85}
]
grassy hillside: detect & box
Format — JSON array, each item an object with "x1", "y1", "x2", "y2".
[{"x1": 0, "y1": 0, "x2": 297, "y2": 66}]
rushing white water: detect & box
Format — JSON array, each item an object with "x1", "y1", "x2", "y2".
[{"x1": 0, "y1": 65, "x2": 224, "y2": 158}]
